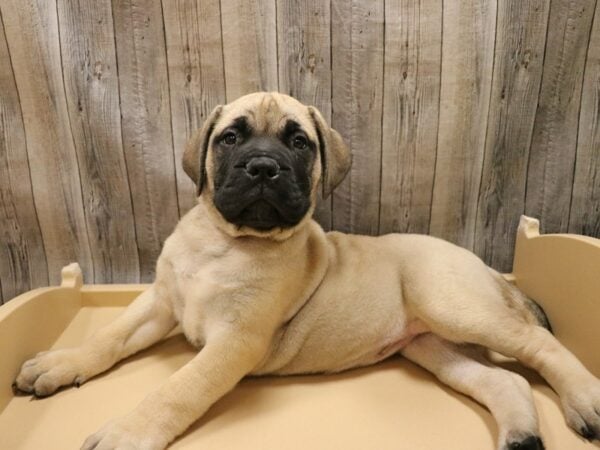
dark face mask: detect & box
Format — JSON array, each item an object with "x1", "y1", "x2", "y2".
[{"x1": 211, "y1": 117, "x2": 315, "y2": 231}]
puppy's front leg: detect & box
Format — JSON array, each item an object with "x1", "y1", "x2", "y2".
[
  {"x1": 81, "y1": 327, "x2": 269, "y2": 450},
  {"x1": 14, "y1": 284, "x2": 176, "y2": 397}
]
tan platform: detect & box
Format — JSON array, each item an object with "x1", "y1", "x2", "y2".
[{"x1": 0, "y1": 216, "x2": 598, "y2": 449}]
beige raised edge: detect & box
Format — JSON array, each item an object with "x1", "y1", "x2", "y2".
[
  {"x1": 0, "y1": 217, "x2": 597, "y2": 449},
  {"x1": 512, "y1": 215, "x2": 600, "y2": 376}
]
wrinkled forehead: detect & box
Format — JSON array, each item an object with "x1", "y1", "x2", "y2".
[{"x1": 214, "y1": 92, "x2": 317, "y2": 138}]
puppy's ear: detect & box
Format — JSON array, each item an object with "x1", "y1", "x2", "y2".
[
  {"x1": 308, "y1": 106, "x2": 351, "y2": 198},
  {"x1": 182, "y1": 105, "x2": 223, "y2": 194}
]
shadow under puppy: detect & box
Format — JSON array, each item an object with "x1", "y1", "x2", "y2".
[{"x1": 14, "y1": 92, "x2": 600, "y2": 450}]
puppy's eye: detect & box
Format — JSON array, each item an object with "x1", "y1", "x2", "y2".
[
  {"x1": 222, "y1": 132, "x2": 237, "y2": 146},
  {"x1": 293, "y1": 135, "x2": 308, "y2": 150}
]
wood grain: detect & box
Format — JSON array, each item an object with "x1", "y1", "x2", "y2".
[
  {"x1": 277, "y1": 0, "x2": 333, "y2": 229},
  {"x1": 429, "y1": 0, "x2": 497, "y2": 250},
  {"x1": 525, "y1": 0, "x2": 597, "y2": 233},
  {"x1": 2, "y1": 0, "x2": 600, "y2": 301},
  {"x1": 569, "y1": 2, "x2": 600, "y2": 237},
  {"x1": 57, "y1": 0, "x2": 140, "y2": 282},
  {"x1": 162, "y1": 0, "x2": 227, "y2": 215},
  {"x1": 473, "y1": 0, "x2": 550, "y2": 272},
  {"x1": 329, "y1": 0, "x2": 352, "y2": 233},
  {"x1": 111, "y1": 0, "x2": 180, "y2": 281},
  {"x1": 0, "y1": 10, "x2": 48, "y2": 302},
  {"x1": 379, "y1": 0, "x2": 441, "y2": 235},
  {"x1": 221, "y1": 0, "x2": 278, "y2": 100},
  {"x1": 330, "y1": 0, "x2": 384, "y2": 235},
  {"x1": 0, "y1": 0, "x2": 94, "y2": 285}
]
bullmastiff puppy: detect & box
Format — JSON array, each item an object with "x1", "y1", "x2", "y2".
[{"x1": 14, "y1": 92, "x2": 600, "y2": 450}]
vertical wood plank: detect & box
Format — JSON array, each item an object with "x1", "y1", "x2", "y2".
[
  {"x1": 473, "y1": 0, "x2": 550, "y2": 272},
  {"x1": 0, "y1": 0, "x2": 94, "y2": 285},
  {"x1": 112, "y1": 0, "x2": 179, "y2": 281},
  {"x1": 569, "y1": 2, "x2": 600, "y2": 237},
  {"x1": 0, "y1": 11, "x2": 48, "y2": 301},
  {"x1": 429, "y1": 0, "x2": 497, "y2": 250},
  {"x1": 277, "y1": 0, "x2": 332, "y2": 229},
  {"x1": 379, "y1": 0, "x2": 442, "y2": 235},
  {"x1": 163, "y1": 0, "x2": 227, "y2": 215},
  {"x1": 57, "y1": 0, "x2": 140, "y2": 282},
  {"x1": 330, "y1": 0, "x2": 384, "y2": 235},
  {"x1": 221, "y1": 0, "x2": 278, "y2": 100},
  {"x1": 525, "y1": 0, "x2": 597, "y2": 233},
  {"x1": 329, "y1": 0, "x2": 352, "y2": 232}
]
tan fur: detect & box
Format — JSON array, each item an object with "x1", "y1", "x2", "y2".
[{"x1": 15, "y1": 92, "x2": 600, "y2": 450}]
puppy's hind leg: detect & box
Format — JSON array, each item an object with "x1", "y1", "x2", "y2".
[
  {"x1": 407, "y1": 274, "x2": 600, "y2": 443},
  {"x1": 402, "y1": 333, "x2": 543, "y2": 450},
  {"x1": 14, "y1": 284, "x2": 177, "y2": 397}
]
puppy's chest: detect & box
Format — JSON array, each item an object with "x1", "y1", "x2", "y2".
[{"x1": 169, "y1": 252, "x2": 267, "y2": 347}]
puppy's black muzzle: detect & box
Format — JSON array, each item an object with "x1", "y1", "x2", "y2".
[{"x1": 213, "y1": 135, "x2": 312, "y2": 231}]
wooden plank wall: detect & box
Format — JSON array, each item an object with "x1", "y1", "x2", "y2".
[{"x1": 0, "y1": 0, "x2": 599, "y2": 301}]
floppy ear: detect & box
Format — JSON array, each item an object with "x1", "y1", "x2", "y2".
[
  {"x1": 308, "y1": 106, "x2": 352, "y2": 198},
  {"x1": 182, "y1": 105, "x2": 223, "y2": 194}
]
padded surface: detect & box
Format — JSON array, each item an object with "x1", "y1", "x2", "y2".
[{"x1": 0, "y1": 304, "x2": 594, "y2": 450}]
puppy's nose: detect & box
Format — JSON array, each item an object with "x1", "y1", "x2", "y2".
[{"x1": 245, "y1": 157, "x2": 280, "y2": 179}]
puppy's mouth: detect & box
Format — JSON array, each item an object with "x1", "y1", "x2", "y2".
[{"x1": 233, "y1": 199, "x2": 293, "y2": 230}]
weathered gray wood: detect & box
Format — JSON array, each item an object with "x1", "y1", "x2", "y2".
[
  {"x1": 0, "y1": 0, "x2": 94, "y2": 286},
  {"x1": 429, "y1": 0, "x2": 497, "y2": 250},
  {"x1": 569, "y1": 2, "x2": 600, "y2": 237},
  {"x1": 330, "y1": 0, "x2": 384, "y2": 235},
  {"x1": 525, "y1": 0, "x2": 597, "y2": 233},
  {"x1": 473, "y1": 0, "x2": 550, "y2": 272},
  {"x1": 221, "y1": 0, "x2": 278, "y2": 100},
  {"x1": 0, "y1": 11, "x2": 48, "y2": 302},
  {"x1": 379, "y1": 0, "x2": 441, "y2": 235},
  {"x1": 57, "y1": 0, "x2": 140, "y2": 282},
  {"x1": 329, "y1": 0, "x2": 352, "y2": 233},
  {"x1": 2, "y1": 0, "x2": 600, "y2": 300},
  {"x1": 162, "y1": 0, "x2": 227, "y2": 215},
  {"x1": 112, "y1": 0, "x2": 180, "y2": 281},
  {"x1": 277, "y1": 0, "x2": 332, "y2": 229}
]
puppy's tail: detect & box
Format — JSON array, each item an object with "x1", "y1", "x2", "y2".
[
  {"x1": 522, "y1": 296, "x2": 553, "y2": 333},
  {"x1": 489, "y1": 269, "x2": 553, "y2": 333}
]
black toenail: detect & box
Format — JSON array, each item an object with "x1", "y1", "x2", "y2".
[
  {"x1": 12, "y1": 382, "x2": 29, "y2": 396},
  {"x1": 508, "y1": 435, "x2": 545, "y2": 450},
  {"x1": 33, "y1": 390, "x2": 50, "y2": 399},
  {"x1": 579, "y1": 425, "x2": 596, "y2": 441}
]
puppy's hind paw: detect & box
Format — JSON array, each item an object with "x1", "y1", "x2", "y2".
[
  {"x1": 561, "y1": 382, "x2": 600, "y2": 442},
  {"x1": 504, "y1": 435, "x2": 545, "y2": 450}
]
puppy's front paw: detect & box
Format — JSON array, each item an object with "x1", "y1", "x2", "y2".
[
  {"x1": 82, "y1": 417, "x2": 168, "y2": 450},
  {"x1": 561, "y1": 380, "x2": 600, "y2": 442},
  {"x1": 13, "y1": 348, "x2": 89, "y2": 397}
]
